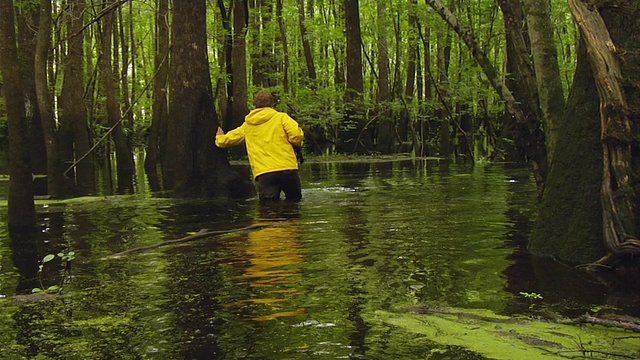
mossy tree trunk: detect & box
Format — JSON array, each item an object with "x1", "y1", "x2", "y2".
[
  {"x1": 568, "y1": 0, "x2": 640, "y2": 268},
  {"x1": 529, "y1": 39, "x2": 604, "y2": 264}
]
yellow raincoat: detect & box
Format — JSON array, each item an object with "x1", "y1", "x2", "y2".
[{"x1": 215, "y1": 107, "x2": 304, "y2": 179}]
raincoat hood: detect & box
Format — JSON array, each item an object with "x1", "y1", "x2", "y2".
[{"x1": 245, "y1": 107, "x2": 278, "y2": 125}]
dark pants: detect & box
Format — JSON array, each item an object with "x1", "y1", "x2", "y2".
[{"x1": 256, "y1": 170, "x2": 302, "y2": 201}]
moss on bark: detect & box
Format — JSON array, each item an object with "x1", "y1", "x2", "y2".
[{"x1": 529, "y1": 40, "x2": 605, "y2": 264}]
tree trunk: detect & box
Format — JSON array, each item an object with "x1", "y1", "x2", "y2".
[
  {"x1": 435, "y1": 20, "x2": 451, "y2": 158},
  {"x1": 230, "y1": 0, "x2": 249, "y2": 129},
  {"x1": 523, "y1": 0, "x2": 565, "y2": 164},
  {"x1": 298, "y1": 0, "x2": 317, "y2": 82},
  {"x1": 339, "y1": 0, "x2": 369, "y2": 154},
  {"x1": 145, "y1": 0, "x2": 170, "y2": 192},
  {"x1": 400, "y1": 0, "x2": 419, "y2": 151},
  {"x1": 374, "y1": 0, "x2": 393, "y2": 154},
  {"x1": 15, "y1": 2, "x2": 47, "y2": 176},
  {"x1": 98, "y1": 0, "x2": 135, "y2": 194},
  {"x1": 35, "y1": 0, "x2": 65, "y2": 198},
  {"x1": 497, "y1": 0, "x2": 541, "y2": 162},
  {"x1": 249, "y1": 0, "x2": 278, "y2": 88},
  {"x1": 216, "y1": 0, "x2": 233, "y2": 124},
  {"x1": 163, "y1": 0, "x2": 254, "y2": 198},
  {"x1": 276, "y1": 0, "x2": 290, "y2": 92},
  {"x1": 425, "y1": 0, "x2": 547, "y2": 196},
  {"x1": 59, "y1": 0, "x2": 96, "y2": 196},
  {"x1": 226, "y1": 0, "x2": 250, "y2": 158},
  {"x1": 529, "y1": 39, "x2": 604, "y2": 264},
  {"x1": 0, "y1": 0, "x2": 36, "y2": 226},
  {"x1": 569, "y1": 0, "x2": 640, "y2": 268}
]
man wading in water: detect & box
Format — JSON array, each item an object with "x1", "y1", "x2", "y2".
[{"x1": 215, "y1": 90, "x2": 305, "y2": 201}]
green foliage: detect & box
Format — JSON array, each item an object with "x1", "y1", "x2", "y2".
[
  {"x1": 32, "y1": 251, "x2": 75, "y2": 295},
  {"x1": 519, "y1": 291, "x2": 543, "y2": 309}
]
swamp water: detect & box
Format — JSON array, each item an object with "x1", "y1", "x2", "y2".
[{"x1": 0, "y1": 159, "x2": 639, "y2": 359}]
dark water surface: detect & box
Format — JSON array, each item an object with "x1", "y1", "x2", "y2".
[{"x1": 1, "y1": 159, "x2": 638, "y2": 359}]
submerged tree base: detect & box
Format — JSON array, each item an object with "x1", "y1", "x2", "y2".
[{"x1": 367, "y1": 307, "x2": 640, "y2": 359}]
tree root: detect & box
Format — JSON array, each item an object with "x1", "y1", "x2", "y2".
[{"x1": 109, "y1": 223, "x2": 271, "y2": 258}]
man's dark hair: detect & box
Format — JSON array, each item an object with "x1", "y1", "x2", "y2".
[{"x1": 254, "y1": 90, "x2": 275, "y2": 108}]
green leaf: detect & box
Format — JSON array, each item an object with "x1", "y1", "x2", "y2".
[{"x1": 42, "y1": 254, "x2": 55, "y2": 263}]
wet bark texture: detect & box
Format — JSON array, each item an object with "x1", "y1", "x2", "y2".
[
  {"x1": 0, "y1": 0, "x2": 36, "y2": 226},
  {"x1": 164, "y1": 0, "x2": 254, "y2": 198},
  {"x1": 529, "y1": 40, "x2": 604, "y2": 264},
  {"x1": 144, "y1": 0, "x2": 170, "y2": 192},
  {"x1": 98, "y1": 0, "x2": 135, "y2": 194},
  {"x1": 59, "y1": 0, "x2": 96, "y2": 196},
  {"x1": 569, "y1": 0, "x2": 640, "y2": 269}
]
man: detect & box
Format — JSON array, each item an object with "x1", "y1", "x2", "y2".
[{"x1": 215, "y1": 90, "x2": 305, "y2": 201}]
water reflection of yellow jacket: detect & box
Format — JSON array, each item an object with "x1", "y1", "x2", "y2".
[{"x1": 215, "y1": 107, "x2": 304, "y2": 179}]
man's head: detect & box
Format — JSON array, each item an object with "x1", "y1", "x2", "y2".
[{"x1": 254, "y1": 90, "x2": 275, "y2": 108}]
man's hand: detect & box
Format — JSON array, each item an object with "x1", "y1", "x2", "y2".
[{"x1": 216, "y1": 126, "x2": 225, "y2": 136}]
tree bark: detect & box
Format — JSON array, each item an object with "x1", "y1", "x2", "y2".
[
  {"x1": 568, "y1": 0, "x2": 640, "y2": 268},
  {"x1": 298, "y1": 0, "x2": 317, "y2": 82},
  {"x1": 59, "y1": 0, "x2": 96, "y2": 196},
  {"x1": 164, "y1": 0, "x2": 254, "y2": 198},
  {"x1": 523, "y1": 0, "x2": 565, "y2": 164},
  {"x1": 340, "y1": 0, "x2": 369, "y2": 154},
  {"x1": 276, "y1": 0, "x2": 290, "y2": 92},
  {"x1": 529, "y1": 39, "x2": 604, "y2": 264},
  {"x1": 15, "y1": 2, "x2": 47, "y2": 176},
  {"x1": 0, "y1": 0, "x2": 36, "y2": 226},
  {"x1": 98, "y1": 0, "x2": 135, "y2": 194},
  {"x1": 496, "y1": 0, "x2": 541, "y2": 162},
  {"x1": 35, "y1": 0, "x2": 65, "y2": 198},
  {"x1": 230, "y1": 0, "x2": 249, "y2": 129},
  {"x1": 375, "y1": 0, "x2": 393, "y2": 154},
  {"x1": 145, "y1": 0, "x2": 170, "y2": 192}
]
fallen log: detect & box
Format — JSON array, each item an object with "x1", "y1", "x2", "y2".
[
  {"x1": 574, "y1": 314, "x2": 640, "y2": 333},
  {"x1": 109, "y1": 223, "x2": 270, "y2": 258}
]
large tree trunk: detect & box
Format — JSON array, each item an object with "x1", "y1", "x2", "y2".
[
  {"x1": 145, "y1": 0, "x2": 170, "y2": 192},
  {"x1": 35, "y1": 0, "x2": 64, "y2": 198},
  {"x1": 59, "y1": 0, "x2": 96, "y2": 196},
  {"x1": 523, "y1": 0, "x2": 565, "y2": 164},
  {"x1": 569, "y1": 0, "x2": 640, "y2": 269},
  {"x1": 0, "y1": 0, "x2": 36, "y2": 227},
  {"x1": 227, "y1": 0, "x2": 249, "y2": 158},
  {"x1": 497, "y1": 0, "x2": 542, "y2": 162},
  {"x1": 230, "y1": 0, "x2": 249, "y2": 128},
  {"x1": 15, "y1": 2, "x2": 47, "y2": 176},
  {"x1": 339, "y1": 0, "x2": 369, "y2": 154},
  {"x1": 529, "y1": 39, "x2": 604, "y2": 264},
  {"x1": 98, "y1": 0, "x2": 135, "y2": 194},
  {"x1": 163, "y1": 0, "x2": 254, "y2": 198}
]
